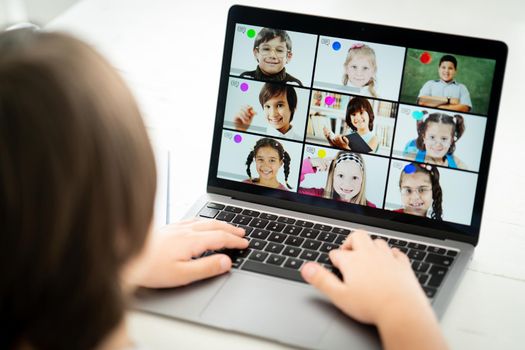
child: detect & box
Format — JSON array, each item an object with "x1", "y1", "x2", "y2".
[
  {"x1": 395, "y1": 163, "x2": 443, "y2": 220},
  {"x1": 417, "y1": 54, "x2": 472, "y2": 112},
  {"x1": 342, "y1": 43, "x2": 378, "y2": 97},
  {"x1": 244, "y1": 137, "x2": 292, "y2": 190},
  {"x1": 234, "y1": 83, "x2": 301, "y2": 140},
  {"x1": 0, "y1": 30, "x2": 446, "y2": 349},
  {"x1": 404, "y1": 112, "x2": 467, "y2": 169},
  {"x1": 323, "y1": 97, "x2": 379, "y2": 152},
  {"x1": 298, "y1": 152, "x2": 376, "y2": 207},
  {"x1": 240, "y1": 28, "x2": 303, "y2": 86}
]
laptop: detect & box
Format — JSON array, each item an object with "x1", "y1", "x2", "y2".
[{"x1": 135, "y1": 5, "x2": 507, "y2": 349}]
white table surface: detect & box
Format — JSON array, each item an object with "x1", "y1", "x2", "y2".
[{"x1": 47, "y1": 0, "x2": 525, "y2": 348}]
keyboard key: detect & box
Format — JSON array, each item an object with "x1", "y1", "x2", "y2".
[
  {"x1": 267, "y1": 232, "x2": 287, "y2": 243},
  {"x1": 267, "y1": 254, "x2": 286, "y2": 266},
  {"x1": 427, "y1": 246, "x2": 446, "y2": 255},
  {"x1": 198, "y1": 207, "x2": 219, "y2": 218},
  {"x1": 331, "y1": 227, "x2": 350, "y2": 235},
  {"x1": 428, "y1": 265, "x2": 448, "y2": 287},
  {"x1": 222, "y1": 248, "x2": 251, "y2": 260},
  {"x1": 237, "y1": 225, "x2": 253, "y2": 236},
  {"x1": 313, "y1": 223, "x2": 333, "y2": 231},
  {"x1": 320, "y1": 243, "x2": 338, "y2": 253},
  {"x1": 416, "y1": 273, "x2": 430, "y2": 285},
  {"x1": 283, "y1": 246, "x2": 301, "y2": 257},
  {"x1": 317, "y1": 253, "x2": 331, "y2": 264},
  {"x1": 318, "y1": 231, "x2": 336, "y2": 243},
  {"x1": 249, "y1": 218, "x2": 269, "y2": 229},
  {"x1": 251, "y1": 229, "x2": 270, "y2": 240},
  {"x1": 249, "y1": 239, "x2": 267, "y2": 250},
  {"x1": 295, "y1": 220, "x2": 314, "y2": 228},
  {"x1": 266, "y1": 221, "x2": 286, "y2": 232},
  {"x1": 265, "y1": 243, "x2": 285, "y2": 254},
  {"x1": 423, "y1": 286, "x2": 437, "y2": 298},
  {"x1": 425, "y1": 253, "x2": 454, "y2": 267},
  {"x1": 242, "y1": 209, "x2": 260, "y2": 217},
  {"x1": 242, "y1": 260, "x2": 304, "y2": 283},
  {"x1": 285, "y1": 236, "x2": 304, "y2": 247},
  {"x1": 206, "y1": 202, "x2": 225, "y2": 210},
  {"x1": 408, "y1": 249, "x2": 427, "y2": 261},
  {"x1": 370, "y1": 234, "x2": 378, "y2": 239},
  {"x1": 411, "y1": 261, "x2": 430, "y2": 273},
  {"x1": 408, "y1": 242, "x2": 427, "y2": 250},
  {"x1": 334, "y1": 234, "x2": 347, "y2": 245},
  {"x1": 300, "y1": 250, "x2": 319, "y2": 261},
  {"x1": 283, "y1": 225, "x2": 302, "y2": 236},
  {"x1": 277, "y1": 216, "x2": 296, "y2": 224},
  {"x1": 224, "y1": 206, "x2": 242, "y2": 213},
  {"x1": 302, "y1": 239, "x2": 322, "y2": 251},
  {"x1": 284, "y1": 258, "x2": 303, "y2": 269},
  {"x1": 446, "y1": 250, "x2": 458, "y2": 257},
  {"x1": 231, "y1": 257, "x2": 244, "y2": 269},
  {"x1": 388, "y1": 238, "x2": 407, "y2": 247},
  {"x1": 232, "y1": 214, "x2": 252, "y2": 225},
  {"x1": 249, "y1": 251, "x2": 268, "y2": 262},
  {"x1": 216, "y1": 211, "x2": 235, "y2": 222},
  {"x1": 259, "y1": 213, "x2": 278, "y2": 220},
  {"x1": 300, "y1": 228, "x2": 320, "y2": 239}
]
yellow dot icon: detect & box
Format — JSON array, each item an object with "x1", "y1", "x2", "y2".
[{"x1": 318, "y1": 149, "x2": 326, "y2": 158}]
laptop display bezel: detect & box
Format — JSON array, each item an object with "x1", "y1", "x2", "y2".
[{"x1": 207, "y1": 5, "x2": 507, "y2": 246}]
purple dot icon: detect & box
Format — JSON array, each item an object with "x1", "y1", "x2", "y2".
[
  {"x1": 233, "y1": 134, "x2": 243, "y2": 143},
  {"x1": 325, "y1": 96, "x2": 335, "y2": 106},
  {"x1": 240, "y1": 83, "x2": 249, "y2": 92}
]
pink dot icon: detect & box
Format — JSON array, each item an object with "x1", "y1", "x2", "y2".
[
  {"x1": 234, "y1": 134, "x2": 242, "y2": 143},
  {"x1": 240, "y1": 83, "x2": 249, "y2": 92},
  {"x1": 325, "y1": 96, "x2": 335, "y2": 106}
]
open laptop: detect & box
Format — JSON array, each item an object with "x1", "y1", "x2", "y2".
[{"x1": 135, "y1": 5, "x2": 507, "y2": 349}]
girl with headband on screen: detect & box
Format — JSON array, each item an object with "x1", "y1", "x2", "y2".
[
  {"x1": 395, "y1": 163, "x2": 443, "y2": 220},
  {"x1": 404, "y1": 111, "x2": 467, "y2": 169},
  {"x1": 342, "y1": 43, "x2": 378, "y2": 98},
  {"x1": 244, "y1": 137, "x2": 292, "y2": 190},
  {"x1": 299, "y1": 152, "x2": 376, "y2": 207}
]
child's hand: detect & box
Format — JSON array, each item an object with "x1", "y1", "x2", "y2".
[
  {"x1": 234, "y1": 105, "x2": 256, "y2": 131},
  {"x1": 127, "y1": 219, "x2": 248, "y2": 288},
  {"x1": 323, "y1": 127, "x2": 350, "y2": 150},
  {"x1": 310, "y1": 157, "x2": 332, "y2": 172},
  {"x1": 301, "y1": 230, "x2": 428, "y2": 325}
]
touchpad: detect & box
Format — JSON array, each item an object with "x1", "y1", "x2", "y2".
[{"x1": 200, "y1": 272, "x2": 336, "y2": 347}]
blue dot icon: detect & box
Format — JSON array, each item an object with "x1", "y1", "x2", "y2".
[
  {"x1": 332, "y1": 41, "x2": 341, "y2": 51},
  {"x1": 412, "y1": 110, "x2": 424, "y2": 120},
  {"x1": 404, "y1": 164, "x2": 416, "y2": 174}
]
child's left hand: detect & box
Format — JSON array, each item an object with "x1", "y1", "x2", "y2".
[{"x1": 126, "y1": 219, "x2": 248, "y2": 288}]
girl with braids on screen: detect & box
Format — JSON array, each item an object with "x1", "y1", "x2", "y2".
[
  {"x1": 244, "y1": 137, "x2": 292, "y2": 190},
  {"x1": 404, "y1": 111, "x2": 467, "y2": 169},
  {"x1": 299, "y1": 152, "x2": 376, "y2": 207},
  {"x1": 394, "y1": 163, "x2": 443, "y2": 220}
]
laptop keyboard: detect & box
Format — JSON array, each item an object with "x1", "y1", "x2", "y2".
[{"x1": 199, "y1": 202, "x2": 458, "y2": 299}]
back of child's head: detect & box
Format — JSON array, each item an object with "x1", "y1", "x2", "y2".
[
  {"x1": 324, "y1": 152, "x2": 367, "y2": 205},
  {"x1": 399, "y1": 163, "x2": 443, "y2": 220},
  {"x1": 416, "y1": 112, "x2": 465, "y2": 154},
  {"x1": 345, "y1": 97, "x2": 375, "y2": 131},
  {"x1": 253, "y1": 28, "x2": 292, "y2": 51},
  {"x1": 0, "y1": 29, "x2": 156, "y2": 349},
  {"x1": 258, "y1": 83, "x2": 297, "y2": 121},
  {"x1": 439, "y1": 54, "x2": 457, "y2": 69},
  {"x1": 245, "y1": 137, "x2": 292, "y2": 189},
  {"x1": 342, "y1": 44, "x2": 377, "y2": 94}
]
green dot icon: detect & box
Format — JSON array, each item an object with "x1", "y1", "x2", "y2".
[{"x1": 247, "y1": 29, "x2": 256, "y2": 38}]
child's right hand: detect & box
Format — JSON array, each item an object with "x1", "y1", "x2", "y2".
[
  {"x1": 234, "y1": 105, "x2": 256, "y2": 131},
  {"x1": 323, "y1": 127, "x2": 350, "y2": 150},
  {"x1": 310, "y1": 157, "x2": 332, "y2": 172}
]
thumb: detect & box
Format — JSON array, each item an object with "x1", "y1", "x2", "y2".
[
  {"x1": 301, "y1": 262, "x2": 346, "y2": 302},
  {"x1": 173, "y1": 254, "x2": 232, "y2": 286}
]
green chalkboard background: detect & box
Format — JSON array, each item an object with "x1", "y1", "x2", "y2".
[{"x1": 400, "y1": 49, "x2": 496, "y2": 115}]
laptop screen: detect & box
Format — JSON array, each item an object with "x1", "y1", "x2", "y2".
[{"x1": 209, "y1": 6, "x2": 506, "y2": 241}]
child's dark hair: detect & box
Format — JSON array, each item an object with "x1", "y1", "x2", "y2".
[
  {"x1": 259, "y1": 83, "x2": 297, "y2": 121},
  {"x1": 245, "y1": 137, "x2": 292, "y2": 189},
  {"x1": 346, "y1": 97, "x2": 375, "y2": 131},
  {"x1": 416, "y1": 112, "x2": 465, "y2": 154},
  {"x1": 439, "y1": 54, "x2": 457, "y2": 69},
  {"x1": 399, "y1": 163, "x2": 443, "y2": 220},
  {"x1": 253, "y1": 28, "x2": 292, "y2": 51}
]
